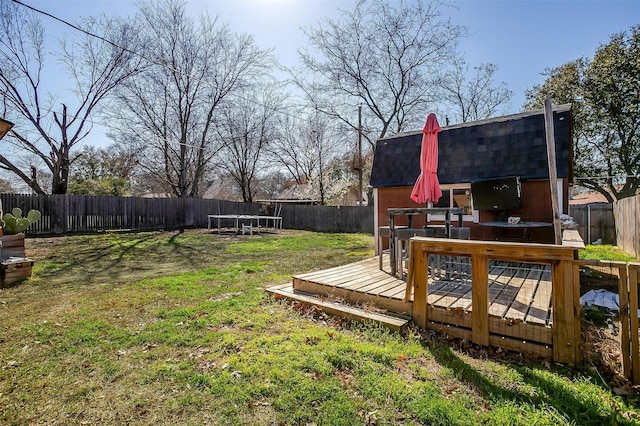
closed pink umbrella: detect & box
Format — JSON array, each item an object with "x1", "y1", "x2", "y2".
[{"x1": 410, "y1": 113, "x2": 442, "y2": 204}]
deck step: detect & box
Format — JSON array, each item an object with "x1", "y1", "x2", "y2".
[{"x1": 266, "y1": 283, "x2": 412, "y2": 334}]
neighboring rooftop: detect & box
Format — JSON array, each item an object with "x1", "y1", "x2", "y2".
[
  {"x1": 369, "y1": 105, "x2": 572, "y2": 188},
  {"x1": 569, "y1": 191, "x2": 610, "y2": 205}
]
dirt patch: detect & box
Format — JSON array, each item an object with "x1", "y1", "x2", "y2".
[{"x1": 581, "y1": 318, "x2": 640, "y2": 396}]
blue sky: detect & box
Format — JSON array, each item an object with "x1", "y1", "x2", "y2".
[
  {"x1": 15, "y1": 0, "x2": 640, "y2": 145},
  {"x1": 453, "y1": 0, "x2": 639, "y2": 111}
]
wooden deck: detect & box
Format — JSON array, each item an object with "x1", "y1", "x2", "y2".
[
  {"x1": 293, "y1": 257, "x2": 410, "y2": 315},
  {"x1": 291, "y1": 255, "x2": 555, "y2": 357},
  {"x1": 275, "y1": 231, "x2": 587, "y2": 364}
]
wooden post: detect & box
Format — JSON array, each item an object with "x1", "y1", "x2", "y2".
[
  {"x1": 471, "y1": 254, "x2": 489, "y2": 346},
  {"x1": 573, "y1": 262, "x2": 583, "y2": 364},
  {"x1": 389, "y1": 211, "x2": 396, "y2": 276},
  {"x1": 544, "y1": 99, "x2": 562, "y2": 245},
  {"x1": 552, "y1": 259, "x2": 578, "y2": 365},
  {"x1": 628, "y1": 265, "x2": 640, "y2": 385},
  {"x1": 619, "y1": 266, "x2": 631, "y2": 379},
  {"x1": 636, "y1": 197, "x2": 640, "y2": 260},
  {"x1": 412, "y1": 249, "x2": 429, "y2": 328}
]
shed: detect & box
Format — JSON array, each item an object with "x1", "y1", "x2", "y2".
[{"x1": 369, "y1": 104, "x2": 573, "y2": 246}]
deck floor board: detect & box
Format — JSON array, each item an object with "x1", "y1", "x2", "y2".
[
  {"x1": 375, "y1": 281, "x2": 411, "y2": 298},
  {"x1": 310, "y1": 264, "x2": 374, "y2": 283},
  {"x1": 486, "y1": 263, "x2": 521, "y2": 317},
  {"x1": 504, "y1": 267, "x2": 546, "y2": 324},
  {"x1": 353, "y1": 277, "x2": 402, "y2": 295},
  {"x1": 292, "y1": 256, "x2": 553, "y2": 326}
]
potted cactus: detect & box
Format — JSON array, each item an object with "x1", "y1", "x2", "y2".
[
  {"x1": 0, "y1": 199, "x2": 41, "y2": 258},
  {"x1": 1, "y1": 206, "x2": 42, "y2": 235},
  {"x1": 0, "y1": 200, "x2": 41, "y2": 286}
]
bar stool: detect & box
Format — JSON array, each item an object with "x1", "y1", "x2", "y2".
[
  {"x1": 402, "y1": 226, "x2": 472, "y2": 300},
  {"x1": 395, "y1": 228, "x2": 442, "y2": 278},
  {"x1": 378, "y1": 226, "x2": 407, "y2": 270}
]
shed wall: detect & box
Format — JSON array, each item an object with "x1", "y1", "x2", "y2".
[{"x1": 376, "y1": 179, "x2": 565, "y2": 245}]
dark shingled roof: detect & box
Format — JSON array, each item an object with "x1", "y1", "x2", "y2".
[{"x1": 369, "y1": 105, "x2": 572, "y2": 188}]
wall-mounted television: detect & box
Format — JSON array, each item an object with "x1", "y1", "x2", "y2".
[{"x1": 471, "y1": 176, "x2": 522, "y2": 210}]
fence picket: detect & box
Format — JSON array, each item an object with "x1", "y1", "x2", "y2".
[{"x1": 568, "y1": 203, "x2": 614, "y2": 245}]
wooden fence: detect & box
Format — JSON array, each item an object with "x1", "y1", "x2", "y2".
[
  {"x1": 569, "y1": 203, "x2": 614, "y2": 245},
  {"x1": 614, "y1": 195, "x2": 640, "y2": 259},
  {"x1": 280, "y1": 203, "x2": 374, "y2": 234},
  {"x1": 0, "y1": 194, "x2": 374, "y2": 235}
]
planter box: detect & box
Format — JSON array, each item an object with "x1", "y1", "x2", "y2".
[
  {"x1": 0, "y1": 234, "x2": 31, "y2": 287},
  {"x1": 1, "y1": 257, "x2": 34, "y2": 288},
  {"x1": 0, "y1": 234, "x2": 26, "y2": 258}
]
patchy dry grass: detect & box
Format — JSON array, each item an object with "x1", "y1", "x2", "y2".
[{"x1": 1, "y1": 230, "x2": 638, "y2": 425}]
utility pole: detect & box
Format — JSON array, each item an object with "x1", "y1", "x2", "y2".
[{"x1": 357, "y1": 105, "x2": 363, "y2": 207}]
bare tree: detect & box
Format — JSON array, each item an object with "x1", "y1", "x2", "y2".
[
  {"x1": 0, "y1": 1, "x2": 144, "y2": 194},
  {"x1": 214, "y1": 87, "x2": 282, "y2": 203},
  {"x1": 293, "y1": 0, "x2": 466, "y2": 147},
  {"x1": 256, "y1": 170, "x2": 288, "y2": 200},
  {"x1": 441, "y1": 62, "x2": 513, "y2": 124},
  {"x1": 270, "y1": 110, "x2": 347, "y2": 205},
  {"x1": 269, "y1": 108, "x2": 322, "y2": 185},
  {"x1": 108, "y1": 0, "x2": 272, "y2": 198}
]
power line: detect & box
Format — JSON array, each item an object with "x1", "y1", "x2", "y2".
[
  {"x1": 10, "y1": 0, "x2": 177, "y2": 74},
  {"x1": 9, "y1": 0, "x2": 316, "y2": 124},
  {"x1": 13, "y1": 0, "x2": 117, "y2": 46},
  {"x1": 574, "y1": 176, "x2": 640, "y2": 180}
]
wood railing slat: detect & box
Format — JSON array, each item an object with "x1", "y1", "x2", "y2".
[
  {"x1": 471, "y1": 254, "x2": 489, "y2": 346},
  {"x1": 552, "y1": 260, "x2": 579, "y2": 365}
]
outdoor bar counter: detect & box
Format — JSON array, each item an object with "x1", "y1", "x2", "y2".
[
  {"x1": 478, "y1": 221, "x2": 552, "y2": 242},
  {"x1": 387, "y1": 207, "x2": 464, "y2": 276}
]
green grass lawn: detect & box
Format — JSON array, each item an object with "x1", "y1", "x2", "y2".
[
  {"x1": 579, "y1": 244, "x2": 640, "y2": 262},
  {"x1": 1, "y1": 230, "x2": 638, "y2": 425}
]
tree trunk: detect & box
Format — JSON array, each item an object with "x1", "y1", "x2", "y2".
[{"x1": 51, "y1": 169, "x2": 68, "y2": 194}]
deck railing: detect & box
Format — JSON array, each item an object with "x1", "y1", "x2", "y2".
[
  {"x1": 406, "y1": 236, "x2": 581, "y2": 365},
  {"x1": 407, "y1": 233, "x2": 640, "y2": 381}
]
